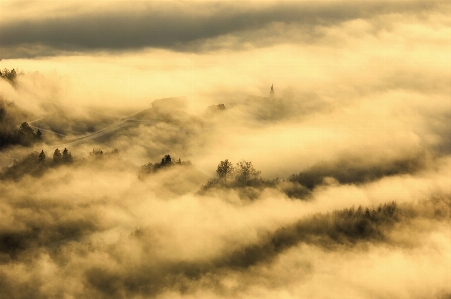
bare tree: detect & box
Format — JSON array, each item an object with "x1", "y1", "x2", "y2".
[
  {"x1": 216, "y1": 159, "x2": 234, "y2": 181},
  {"x1": 235, "y1": 160, "x2": 261, "y2": 182}
]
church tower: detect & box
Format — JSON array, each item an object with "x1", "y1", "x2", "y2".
[{"x1": 270, "y1": 84, "x2": 275, "y2": 98}]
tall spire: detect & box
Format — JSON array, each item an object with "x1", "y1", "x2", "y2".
[{"x1": 270, "y1": 84, "x2": 275, "y2": 98}]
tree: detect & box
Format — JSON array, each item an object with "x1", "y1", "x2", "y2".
[
  {"x1": 53, "y1": 148, "x2": 62, "y2": 163},
  {"x1": 8, "y1": 69, "x2": 17, "y2": 82},
  {"x1": 0, "y1": 100, "x2": 6, "y2": 121},
  {"x1": 18, "y1": 122, "x2": 36, "y2": 145},
  {"x1": 90, "y1": 149, "x2": 103, "y2": 158},
  {"x1": 36, "y1": 129, "x2": 42, "y2": 139},
  {"x1": 140, "y1": 154, "x2": 190, "y2": 178},
  {"x1": 235, "y1": 160, "x2": 261, "y2": 183},
  {"x1": 19, "y1": 122, "x2": 34, "y2": 137},
  {"x1": 1, "y1": 68, "x2": 17, "y2": 82},
  {"x1": 38, "y1": 150, "x2": 45, "y2": 163},
  {"x1": 62, "y1": 148, "x2": 73, "y2": 163},
  {"x1": 216, "y1": 159, "x2": 234, "y2": 180},
  {"x1": 161, "y1": 154, "x2": 172, "y2": 166}
]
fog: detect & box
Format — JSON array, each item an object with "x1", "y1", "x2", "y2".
[{"x1": 0, "y1": 1, "x2": 450, "y2": 298}]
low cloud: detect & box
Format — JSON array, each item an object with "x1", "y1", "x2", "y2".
[
  {"x1": 1, "y1": 157, "x2": 450, "y2": 298},
  {"x1": 0, "y1": 1, "x2": 446, "y2": 58},
  {"x1": 0, "y1": 1, "x2": 450, "y2": 297}
]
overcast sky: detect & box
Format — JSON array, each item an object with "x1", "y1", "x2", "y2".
[{"x1": 0, "y1": 1, "x2": 447, "y2": 57}]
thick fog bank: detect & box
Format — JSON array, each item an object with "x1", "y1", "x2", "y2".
[{"x1": 1, "y1": 0, "x2": 450, "y2": 298}]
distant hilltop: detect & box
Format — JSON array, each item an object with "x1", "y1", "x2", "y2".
[
  {"x1": 207, "y1": 103, "x2": 226, "y2": 113},
  {"x1": 151, "y1": 96, "x2": 188, "y2": 112}
]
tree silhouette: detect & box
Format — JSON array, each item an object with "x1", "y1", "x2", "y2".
[
  {"x1": 36, "y1": 129, "x2": 42, "y2": 139},
  {"x1": 201, "y1": 159, "x2": 269, "y2": 196},
  {"x1": 62, "y1": 148, "x2": 73, "y2": 163},
  {"x1": 18, "y1": 122, "x2": 38, "y2": 145},
  {"x1": 19, "y1": 122, "x2": 34, "y2": 137},
  {"x1": 140, "y1": 154, "x2": 190, "y2": 178},
  {"x1": 53, "y1": 148, "x2": 62, "y2": 163},
  {"x1": 1, "y1": 68, "x2": 17, "y2": 82},
  {"x1": 38, "y1": 150, "x2": 45, "y2": 163},
  {"x1": 161, "y1": 154, "x2": 172, "y2": 166},
  {"x1": 216, "y1": 159, "x2": 234, "y2": 181},
  {"x1": 235, "y1": 160, "x2": 261, "y2": 183}
]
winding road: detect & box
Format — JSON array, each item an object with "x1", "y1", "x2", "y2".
[{"x1": 1, "y1": 106, "x2": 189, "y2": 168}]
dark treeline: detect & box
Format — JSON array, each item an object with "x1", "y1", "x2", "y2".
[
  {"x1": 89, "y1": 148, "x2": 120, "y2": 158},
  {"x1": 200, "y1": 155, "x2": 430, "y2": 200},
  {"x1": 98, "y1": 197, "x2": 447, "y2": 298},
  {"x1": 0, "y1": 199, "x2": 400, "y2": 294},
  {"x1": 1, "y1": 150, "x2": 194, "y2": 181},
  {"x1": 0, "y1": 148, "x2": 120, "y2": 181},
  {"x1": 288, "y1": 155, "x2": 426, "y2": 190},
  {"x1": 217, "y1": 202, "x2": 399, "y2": 270},
  {"x1": 139, "y1": 154, "x2": 191, "y2": 178},
  {"x1": 0, "y1": 68, "x2": 17, "y2": 83},
  {"x1": 201, "y1": 159, "x2": 310, "y2": 200},
  {"x1": 0, "y1": 211, "x2": 99, "y2": 260},
  {"x1": 34, "y1": 197, "x2": 447, "y2": 298},
  {"x1": 211, "y1": 196, "x2": 450, "y2": 272},
  {"x1": 0, "y1": 98, "x2": 41, "y2": 148},
  {"x1": 202, "y1": 159, "x2": 265, "y2": 188},
  {"x1": 0, "y1": 147, "x2": 73, "y2": 180},
  {"x1": 0, "y1": 121, "x2": 42, "y2": 148},
  {"x1": 7, "y1": 152, "x2": 415, "y2": 200}
]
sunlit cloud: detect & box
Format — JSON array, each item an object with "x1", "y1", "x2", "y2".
[{"x1": 0, "y1": 1, "x2": 450, "y2": 298}]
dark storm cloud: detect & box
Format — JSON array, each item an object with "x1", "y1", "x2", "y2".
[{"x1": 0, "y1": 1, "x2": 440, "y2": 57}]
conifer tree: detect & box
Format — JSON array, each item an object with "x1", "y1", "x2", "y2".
[{"x1": 38, "y1": 150, "x2": 45, "y2": 163}]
